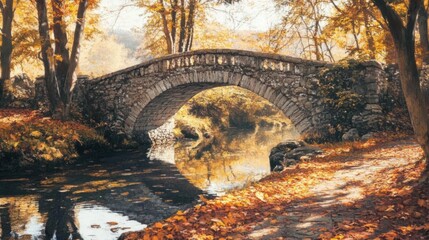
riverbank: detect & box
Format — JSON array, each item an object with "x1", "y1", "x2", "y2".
[
  {"x1": 122, "y1": 134, "x2": 429, "y2": 239},
  {"x1": 0, "y1": 109, "x2": 112, "y2": 171}
]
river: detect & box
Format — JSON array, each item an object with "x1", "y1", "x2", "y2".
[{"x1": 0, "y1": 126, "x2": 298, "y2": 240}]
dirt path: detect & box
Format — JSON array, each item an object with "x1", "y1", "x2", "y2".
[
  {"x1": 248, "y1": 139, "x2": 427, "y2": 239},
  {"x1": 123, "y1": 137, "x2": 429, "y2": 240}
]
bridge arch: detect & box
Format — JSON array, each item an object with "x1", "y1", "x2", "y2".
[
  {"x1": 79, "y1": 49, "x2": 385, "y2": 143},
  {"x1": 126, "y1": 71, "x2": 313, "y2": 141}
]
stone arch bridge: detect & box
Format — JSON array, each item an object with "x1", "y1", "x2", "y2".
[{"x1": 62, "y1": 49, "x2": 385, "y2": 143}]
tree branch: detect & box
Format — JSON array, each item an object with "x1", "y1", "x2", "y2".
[
  {"x1": 371, "y1": 0, "x2": 405, "y2": 41},
  {"x1": 405, "y1": 0, "x2": 422, "y2": 36}
]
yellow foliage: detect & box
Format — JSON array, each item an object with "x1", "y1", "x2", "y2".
[
  {"x1": 41, "y1": 154, "x2": 54, "y2": 161},
  {"x1": 30, "y1": 131, "x2": 42, "y2": 138}
]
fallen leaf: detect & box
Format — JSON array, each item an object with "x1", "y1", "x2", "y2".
[
  {"x1": 154, "y1": 222, "x2": 163, "y2": 228},
  {"x1": 255, "y1": 191, "x2": 266, "y2": 202}
]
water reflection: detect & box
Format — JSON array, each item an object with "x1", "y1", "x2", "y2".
[
  {"x1": 0, "y1": 153, "x2": 202, "y2": 239},
  {"x1": 75, "y1": 204, "x2": 145, "y2": 240},
  {"x1": 151, "y1": 126, "x2": 299, "y2": 195},
  {"x1": 0, "y1": 124, "x2": 298, "y2": 239}
]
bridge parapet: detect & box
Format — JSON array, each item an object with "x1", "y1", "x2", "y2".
[{"x1": 90, "y1": 49, "x2": 330, "y2": 85}]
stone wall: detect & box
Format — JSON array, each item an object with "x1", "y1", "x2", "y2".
[
  {"x1": 384, "y1": 64, "x2": 405, "y2": 107},
  {"x1": 351, "y1": 61, "x2": 386, "y2": 133},
  {"x1": 34, "y1": 75, "x2": 89, "y2": 113},
  {"x1": 2, "y1": 74, "x2": 35, "y2": 108}
]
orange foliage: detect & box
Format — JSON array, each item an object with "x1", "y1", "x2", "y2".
[
  {"x1": 122, "y1": 135, "x2": 428, "y2": 239},
  {"x1": 0, "y1": 109, "x2": 108, "y2": 169}
]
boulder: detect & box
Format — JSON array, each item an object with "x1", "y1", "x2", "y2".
[
  {"x1": 3, "y1": 74, "x2": 35, "y2": 108},
  {"x1": 270, "y1": 140, "x2": 305, "y2": 156},
  {"x1": 284, "y1": 146, "x2": 323, "y2": 160},
  {"x1": 269, "y1": 140, "x2": 323, "y2": 171},
  {"x1": 342, "y1": 128, "x2": 360, "y2": 141}
]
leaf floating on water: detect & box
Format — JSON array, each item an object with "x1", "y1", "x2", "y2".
[
  {"x1": 107, "y1": 221, "x2": 118, "y2": 226},
  {"x1": 91, "y1": 224, "x2": 101, "y2": 229}
]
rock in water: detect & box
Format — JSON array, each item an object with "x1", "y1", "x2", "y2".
[
  {"x1": 270, "y1": 140, "x2": 305, "y2": 156},
  {"x1": 269, "y1": 140, "x2": 323, "y2": 171}
]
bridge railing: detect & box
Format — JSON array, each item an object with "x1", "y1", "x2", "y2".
[{"x1": 90, "y1": 49, "x2": 330, "y2": 84}]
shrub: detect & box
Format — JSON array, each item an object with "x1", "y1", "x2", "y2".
[
  {"x1": 0, "y1": 109, "x2": 110, "y2": 170},
  {"x1": 318, "y1": 60, "x2": 366, "y2": 141}
]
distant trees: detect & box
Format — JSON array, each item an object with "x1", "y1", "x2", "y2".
[
  {"x1": 136, "y1": 0, "x2": 199, "y2": 54},
  {"x1": 275, "y1": 0, "x2": 335, "y2": 61},
  {"x1": 135, "y1": 0, "x2": 244, "y2": 57},
  {"x1": 326, "y1": 0, "x2": 387, "y2": 60},
  {"x1": 257, "y1": 25, "x2": 293, "y2": 54},
  {"x1": 271, "y1": 0, "x2": 405, "y2": 63}
]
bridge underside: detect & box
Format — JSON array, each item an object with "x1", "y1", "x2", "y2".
[{"x1": 133, "y1": 83, "x2": 227, "y2": 142}]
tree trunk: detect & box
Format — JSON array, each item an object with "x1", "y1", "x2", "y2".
[
  {"x1": 185, "y1": 0, "x2": 196, "y2": 52},
  {"x1": 313, "y1": 21, "x2": 321, "y2": 61},
  {"x1": 63, "y1": 0, "x2": 88, "y2": 120},
  {"x1": 52, "y1": 0, "x2": 70, "y2": 100},
  {"x1": 170, "y1": 0, "x2": 178, "y2": 46},
  {"x1": 419, "y1": 5, "x2": 429, "y2": 64},
  {"x1": 418, "y1": 4, "x2": 429, "y2": 110},
  {"x1": 159, "y1": 0, "x2": 174, "y2": 54},
  {"x1": 62, "y1": 0, "x2": 88, "y2": 120},
  {"x1": 36, "y1": 0, "x2": 62, "y2": 114},
  {"x1": 0, "y1": 0, "x2": 14, "y2": 104},
  {"x1": 351, "y1": 21, "x2": 361, "y2": 54},
  {"x1": 372, "y1": 0, "x2": 429, "y2": 165},
  {"x1": 396, "y1": 34, "x2": 429, "y2": 158},
  {"x1": 178, "y1": 0, "x2": 186, "y2": 52},
  {"x1": 362, "y1": 0, "x2": 376, "y2": 59}
]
